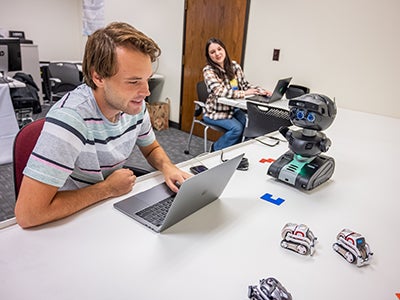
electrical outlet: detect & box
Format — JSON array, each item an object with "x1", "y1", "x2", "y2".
[{"x1": 273, "y1": 49, "x2": 280, "y2": 61}]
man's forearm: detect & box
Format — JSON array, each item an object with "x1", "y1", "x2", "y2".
[
  {"x1": 16, "y1": 168, "x2": 135, "y2": 228},
  {"x1": 16, "y1": 179, "x2": 112, "y2": 228},
  {"x1": 143, "y1": 143, "x2": 175, "y2": 173}
]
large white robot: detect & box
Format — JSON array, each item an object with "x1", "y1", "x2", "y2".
[{"x1": 268, "y1": 93, "x2": 337, "y2": 190}]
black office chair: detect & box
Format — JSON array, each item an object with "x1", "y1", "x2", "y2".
[
  {"x1": 10, "y1": 72, "x2": 41, "y2": 128},
  {"x1": 40, "y1": 64, "x2": 52, "y2": 102},
  {"x1": 48, "y1": 62, "x2": 82, "y2": 103},
  {"x1": 11, "y1": 97, "x2": 35, "y2": 128},
  {"x1": 243, "y1": 102, "x2": 292, "y2": 139},
  {"x1": 184, "y1": 81, "x2": 226, "y2": 154}
]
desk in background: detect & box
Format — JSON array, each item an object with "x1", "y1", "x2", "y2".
[
  {"x1": 0, "y1": 82, "x2": 23, "y2": 164},
  {"x1": 218, "y1": 96, "x2": 289, "y2": 110},
  {"x1": 9, "y1": 44, "x2": 43, "y2": 104},
  {"x1": 0, "y1": 108, "x2": 399, "y2": 299}
]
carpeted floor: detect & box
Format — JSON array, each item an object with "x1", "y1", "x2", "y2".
[{"x1": 0, "y1": 105, "x2": 210, "y2": 222}]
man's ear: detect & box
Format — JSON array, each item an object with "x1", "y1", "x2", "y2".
[{"x1": 92, "y1": 71, "x2": 104, "y2": 87}]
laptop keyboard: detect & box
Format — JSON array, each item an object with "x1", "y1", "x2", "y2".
[
  {"x1": 135, "y1": 196, "x2": 175, "y2": 226},
  {"x1": 247, "y1": 95, "x2": 272, "y2": 103}
]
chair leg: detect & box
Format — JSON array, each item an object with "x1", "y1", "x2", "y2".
[
  {"x1": 242, "y1": 114, "x2": 249, "y2": 142},
  {"x1": 184, "y1": 119, "x2": 196, "y2": 154},
  {"x1": 49, "y1": 93, "x2": 55, "y2": 106},
  {"x1": 204, "y1": 126, "x2": 209, "y2": 153},
  {"x1": 43, "y1": 94, "x2": 53, "y2": 107}
]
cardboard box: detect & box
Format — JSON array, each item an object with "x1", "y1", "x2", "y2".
[{"x1": 146, "y1": 98, "x2": 169, "y2": 131}]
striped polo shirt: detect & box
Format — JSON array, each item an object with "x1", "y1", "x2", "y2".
[{"x1": 24, "y1": 84, "x2": 155, "y2": 191}]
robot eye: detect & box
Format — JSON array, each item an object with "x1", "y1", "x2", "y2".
[
  {"x1": 306, "y1": 112, "x2": 316, "y2": 122},
  {"x1": 296, "y1": 109, "x2": 305, "y2": 120}
]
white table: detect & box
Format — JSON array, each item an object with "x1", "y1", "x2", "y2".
[
  {"x1": 0, "y1": 84, "x2": 20, "y2": 164},
  {"x1": 0, "y1": 108, "x2": 399, "y2": 299},
  {"x1": 218, "y1": 96, "x2": 289, "y2": 110}
]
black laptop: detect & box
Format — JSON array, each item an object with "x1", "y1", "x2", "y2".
[{"x1": 247, "y1": 77, "x2": 292, "y2": 104}]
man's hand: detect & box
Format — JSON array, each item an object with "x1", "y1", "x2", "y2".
[
  {"x1": 103, "y1": 168, "x2": 137, "y2": 198},
  {"x1": 140, "y1": 140, "x2": 192, "y2": 193},
  {"x1": 162, "y1": 165, "x2": 192, "y2": 193}
]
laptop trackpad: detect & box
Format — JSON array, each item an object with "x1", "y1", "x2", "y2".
[{"x1": 134, "y1": 183, "x2": 175, "y2": 205}]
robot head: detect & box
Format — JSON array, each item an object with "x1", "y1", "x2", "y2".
[{"x1": 288, "y1": 93, "x2": 337, "y2": 131}]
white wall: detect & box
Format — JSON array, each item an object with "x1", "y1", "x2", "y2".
[
  {"x1": 104, "y1": 0, "x2": 185, "y2": 123},
  {"x1": 1, "y1": 0, "x2": 399, "y2": 120},
  {"x1": 0, "y1": 0, "x2": 184, "y2": 123},
  {"x1": 0, "y1": 0, "x2": 84, "y2": 61},
  {"x1": 245, "y1": 0, "x2": 400, "y2": 118}
]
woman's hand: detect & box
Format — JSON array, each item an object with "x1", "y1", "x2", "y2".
[
  {"x1": 244, "y1": 88, "x2": 259, "y2": 96},
  {"x1": 257, "y1": 88, "x2": 272, "y2": 96}
]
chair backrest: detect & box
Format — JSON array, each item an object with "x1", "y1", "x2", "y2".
[
  {"x1": 286, "y1": 84, "x2": 310, "y2": 99},
  {"x1": 48, "y1": 62, "x2": 81, "y2": 94},
  {"x1": 13, "y1": 118, "x2": 46, "y2": 198},
  {"x1": 196, "y1": 81, "x2": 209, "y2": 103},
  {"x1": 193, "y1": 81, "x2": 210, "y2": 118},
  {"x1": 40, "y1": 65, "x2": 52, "y2": 101},
  {"x1": 243, "y1": 102, "x2": 292, "y2": 138}
]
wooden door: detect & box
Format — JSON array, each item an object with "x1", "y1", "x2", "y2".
[{"x1": 180, "y1": 0, "x2": 250, "y2": 140}]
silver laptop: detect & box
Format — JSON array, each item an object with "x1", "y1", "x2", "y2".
[
  {"x1": 247, "y1": 77, "x2": 292, "y2": 104},
  {"x1": 113, "y1": 153, "x2": 244, "y2": 232}
]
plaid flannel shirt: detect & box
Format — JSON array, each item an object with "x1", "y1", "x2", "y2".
[{"x1": 202, "y1": 61, "x2": 258, "y2": 120}]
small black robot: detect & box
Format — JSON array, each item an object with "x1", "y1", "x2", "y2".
[
  {"x1": 248, "y1": 277, "x2": 292, "y2": 300},
  {"x1": 268, "y1": 93, "x2": 337, "y2": 190}
]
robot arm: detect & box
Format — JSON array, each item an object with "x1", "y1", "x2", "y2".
[
  {"x1": 319, "y1": 135, "x2": 331, "y2": 152},
  {"x1": 279, "y1": 126, "x2": 290, "y2": 138},
  {"x1": 280, "y1": 129, "x2": 331, "y2": 157},
  {"x1": 319, "y1": 137, "x2": 332, "y2": 152}
]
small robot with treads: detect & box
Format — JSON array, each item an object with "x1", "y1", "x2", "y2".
[
  {"x1": 280, "y1": 223, "x2": 317, "y2": 256},
  {"x1": 248, "y1": 277, "x2": 292, "y2": 300},
  {"x1": 332, "y1": 228, "x2": 373, "y2": 267}
]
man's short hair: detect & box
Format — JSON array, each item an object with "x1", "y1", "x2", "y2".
[{"x1": 82, "y1": 22, "x2": 161, "y2": 89}]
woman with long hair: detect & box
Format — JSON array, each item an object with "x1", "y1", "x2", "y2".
[{"x1": 202, "y1": 38, "x2": 271, "y2": 151}]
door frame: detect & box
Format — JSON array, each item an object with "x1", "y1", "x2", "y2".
[{"x1": 178, "y1": 0, "x2": 251, "y2": 141}]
